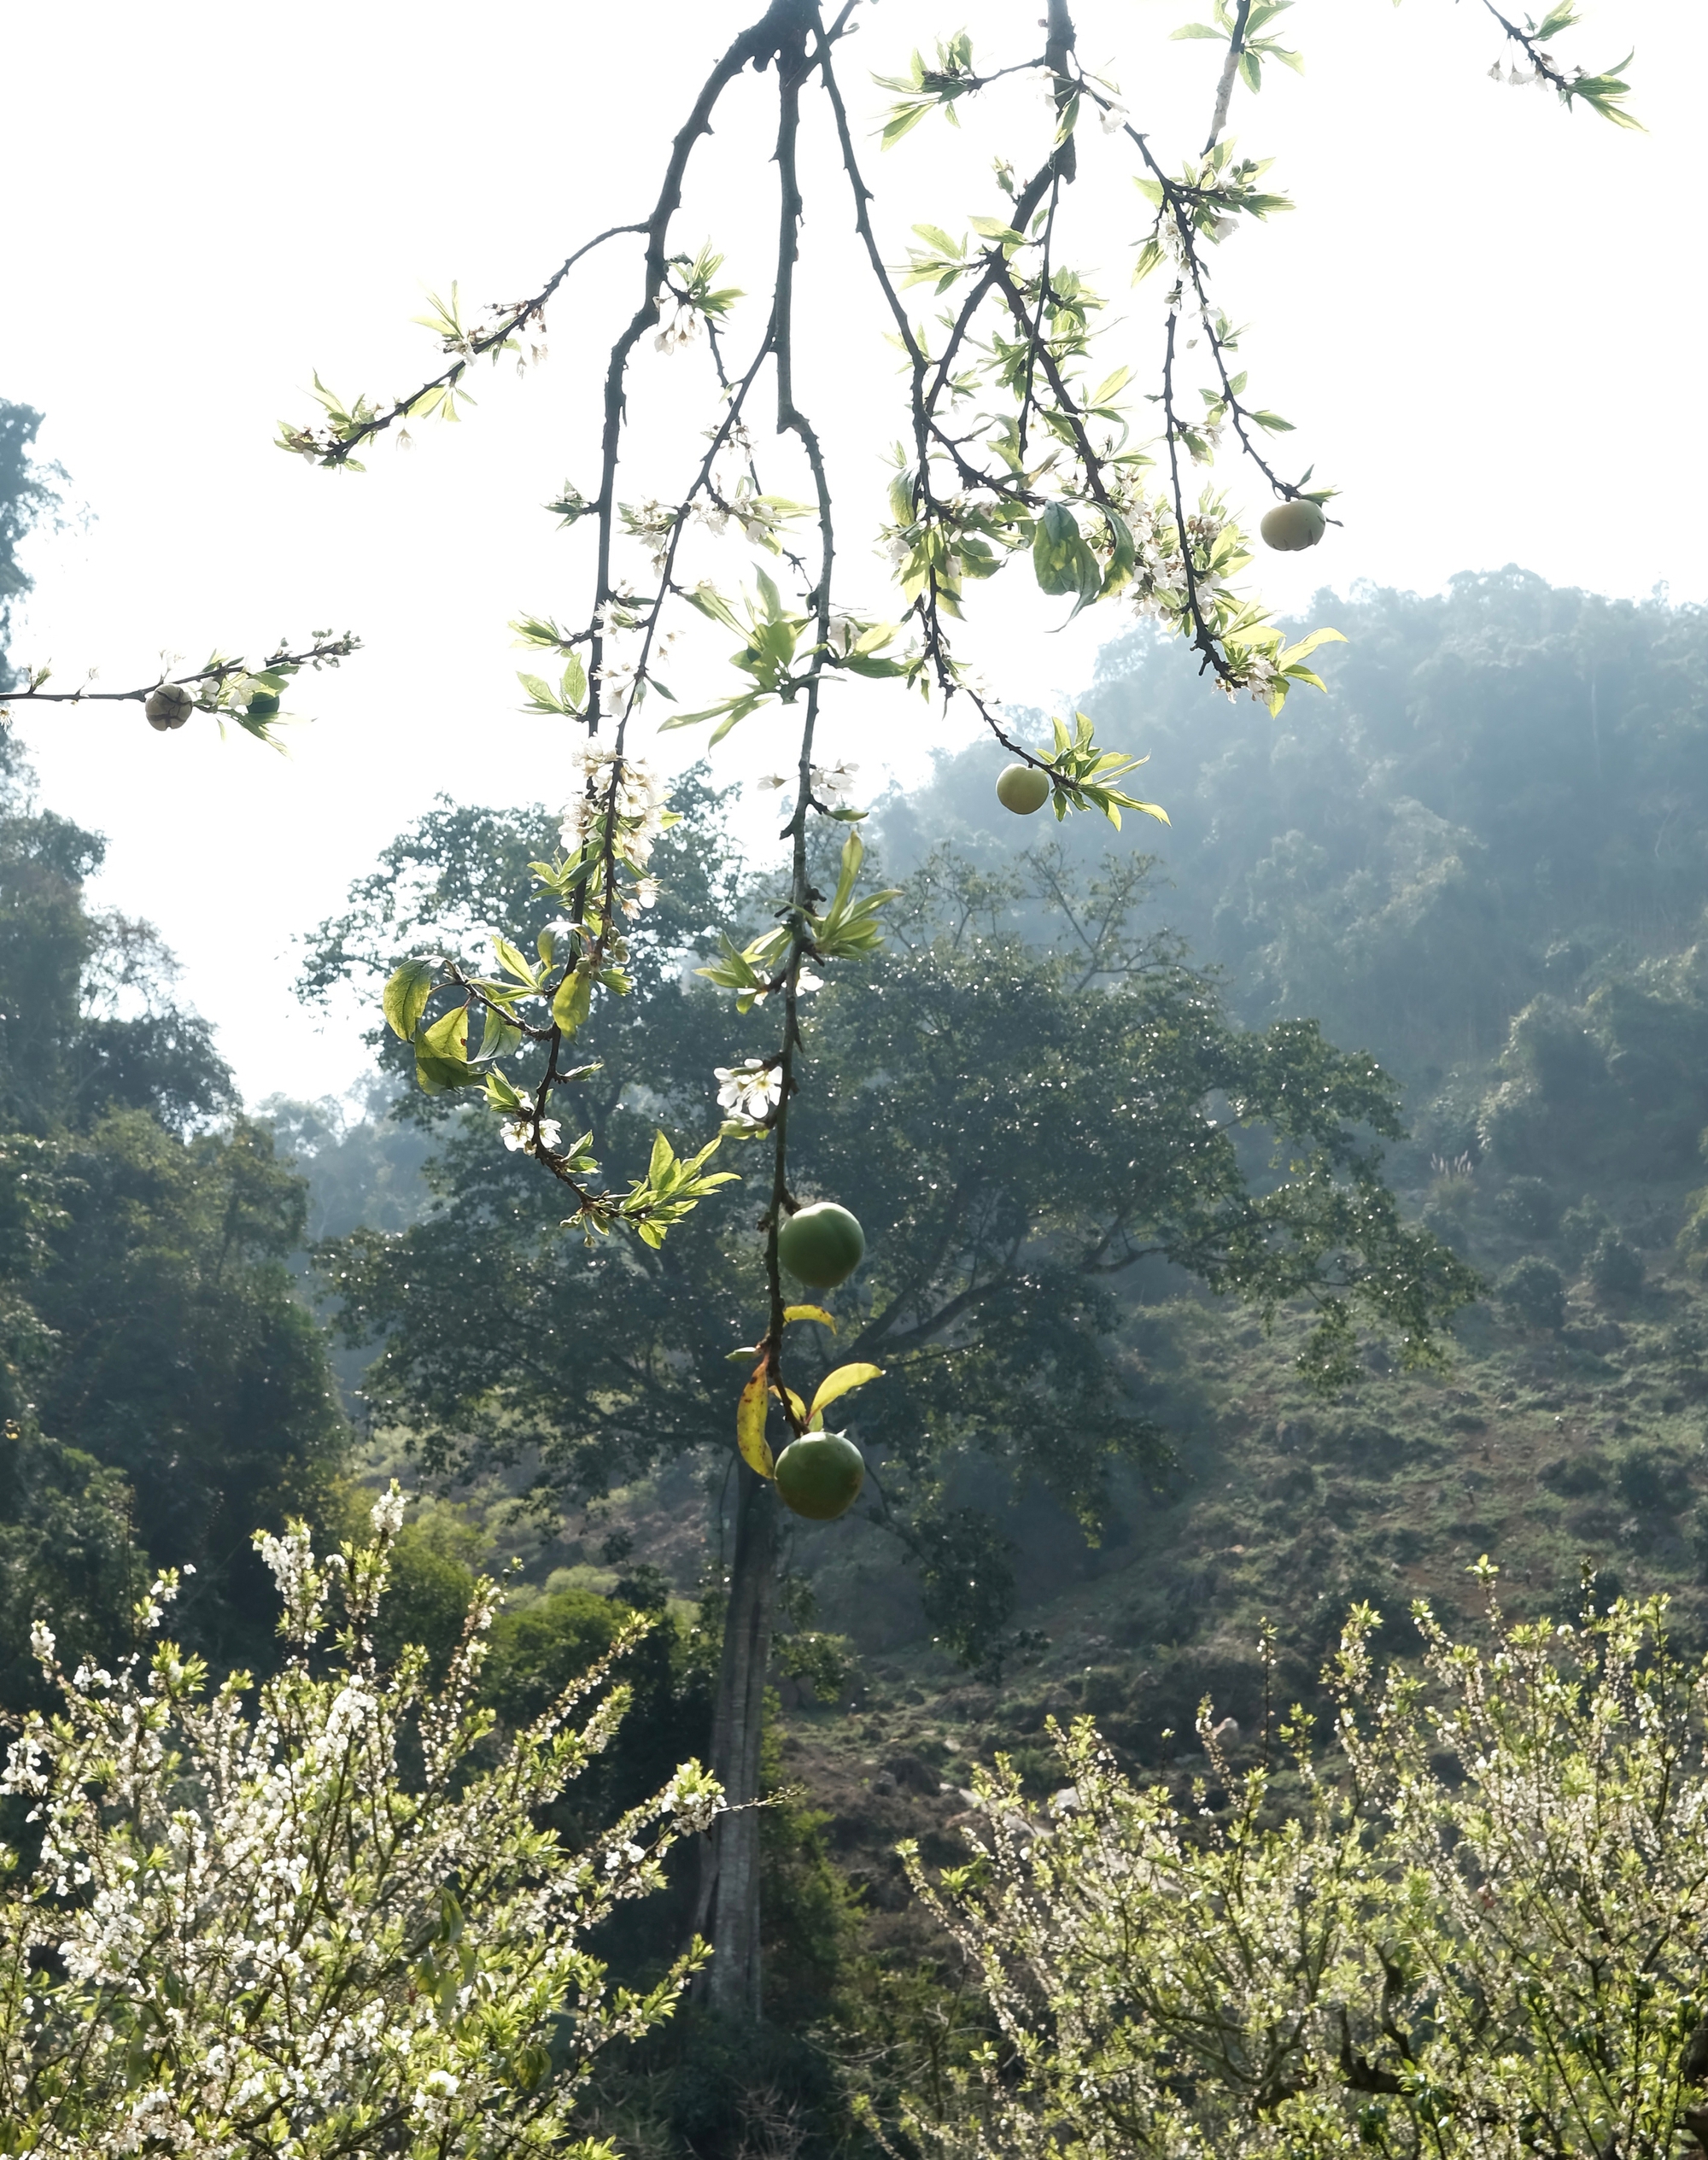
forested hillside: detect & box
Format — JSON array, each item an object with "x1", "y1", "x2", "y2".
[
  {"x1": 10, "y1": 518, "x2": 1708, "y2": 2144},
  {"x1": 226, "y1": 566, "x2": 1708, "y2": 2141},
  {"x1": 285, "y1": 570, "x2": 1708, "y2": 1711}
]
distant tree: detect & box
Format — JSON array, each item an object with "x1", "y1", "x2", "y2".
[
  {"x1": 0, "y1": 734, "x2": 346, "y2": 1688},
  {"x1": 309, "y1": 796, "x2": 1476, "y2": 2010},
  {"x1": 0, "y1": 401, "x2": 63, "y2": 688},
  {"x1": 1496, "y1": 1254, "x2": 1567, "y2": 1334},
  {"x1": 18, "y1": 1110, "x2": 348, "y2": 1671},
  {"x1": 1494, "y1": 1176, "x2": 1560, "y2": 1240},
  {"x1": 0, "y1": 747, "x2": 234, "y2": 1134},
  {"x1": 1588, "y1": 1227, "x2": 1645, "y2": 1300}
]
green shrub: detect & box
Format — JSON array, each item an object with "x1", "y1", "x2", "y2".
[
  {"x1": 1588, "y1": 1229, "x2": 1645, "y2": 1298},
  {"x1": 1493, "y1": 1175, "x2": 1560, "y2": 1239},
  {"x1": 1495, "y1": 1255, "x2": 1567, "y2": 1332},
  {"x1": 1559, "y1": 1197, "x2": 1613, "y2": 1267}
]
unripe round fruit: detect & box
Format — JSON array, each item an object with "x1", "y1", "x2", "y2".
[
  {"x1": 776, "y1": 1202, "x2": 865, "y2": 1290},
  {"x1": 144, "y1": 684, "x2": 194, "y2": 731},
  {"x1": 996, "y1": 762, "x2": 1051, "y2": 816},
  {"x1": 244, "y1": 691, "x2": 282, "y2": 722},
  {"x1": 775, "y1": 1431, "x2": 865, "y2": 1521},
  {"x1": 1258, "y1": 499, "x2": 1326, "y2": 553}
]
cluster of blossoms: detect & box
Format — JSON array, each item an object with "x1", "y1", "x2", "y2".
[
  {"x1": 756, "y1": 759, "x2": 858, "y2": 811},
  {"x1": 716, "y1": 1057, "x2": 782, "y2": 1126},
  {"x1": 653, "y1": 301, "x2": 703, "y2": 354},
  {"x1": 692, "y1": 482, "x2": 792, "y2": 548},
  {"x1": 502, "y1": 1109, "x2": 564, "y2": 1156},
  {"x1": 903, "y1": 1581, "x2": 1708, "y2": 2160},
  {"x1": 618, "y1": 497, "x2": 679, "y2": 577},
  {"x1": 1123, "y1": 494, "x2": 1228, "y2": 622},
  {"x1": 1489, "y1": 55, "x2": 1557, "y2": 86},
  {"x1": 560, "y1": 746, "x2": 668, "y2": 869},
  {"x1": 0, "y1": 1492, "x2": 721, "y2": 2157}
]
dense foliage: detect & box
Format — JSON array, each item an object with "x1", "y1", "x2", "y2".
[
  {"x1": 891, "y1": 571, "x2": 1708, "y2": 1180},
  {"x1": 0, "y1": 716, "x2": 348, "y2": 1691},
  {"x1": 302, "y1": 792, "x2": 1472, "y2": 1674}
]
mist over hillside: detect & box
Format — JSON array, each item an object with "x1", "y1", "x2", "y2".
[
  {"x1": 883, "y1": 566, "x2": 1708, "y2": 1168},
  {"x1": 262, "y1": 571, "x2": 1708, "y2": 1708}
]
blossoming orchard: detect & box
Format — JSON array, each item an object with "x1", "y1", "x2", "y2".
[
  {"x1": 0, "y1": 1490, "x2": 720, "y2": 2155},
  {"x1": 0, "y1": 0, "x2": 1646, "y2": 2111}
]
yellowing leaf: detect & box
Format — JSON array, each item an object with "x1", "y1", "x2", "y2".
[
  {"x1": 383, "y1": 957, "x2": 439, "y2": 1041},
  {"x1": 736, "y1": 1366, "x2": 774, "y2": 1479},
  {"x1": 774, "y1": 1385, "x2": 809, "y2": 1428},
  {"x1": 784, "y1": 1304, "x2": 837, "y2": 1332},
  {"x1": 807, "y1": 1362, "x2": 884, "y2": 1426}
]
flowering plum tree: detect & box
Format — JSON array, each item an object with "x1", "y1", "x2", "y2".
[
  {"x1": 901, "y1": 1567, "x2": 1708, "y2": 2160},
  {"x1": 0, "y1": 1489, "x2": 719, "y2": 2156},
  {"x1": 285, "y1": 0, "x2": 1629, "y2": 2017},
  {"x1": 0, "y1": 0, "x2": 1639, "y2": 2029}
]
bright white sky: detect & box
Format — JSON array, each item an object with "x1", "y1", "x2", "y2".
[{"x1": 3, "y1": 0, "x2": 1697, "y2": 1103}]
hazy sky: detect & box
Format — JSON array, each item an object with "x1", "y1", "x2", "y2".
[{"x1": 4, "y1": 0, "x2": 1696, "y2": 1104}]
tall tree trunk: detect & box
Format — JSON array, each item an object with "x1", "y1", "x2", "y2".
[{"x1": 693, "y1": 1459, "x2": 777, "y2": 2019}]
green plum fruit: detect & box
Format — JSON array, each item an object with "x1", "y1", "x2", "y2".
[
  {"x1": 1258, "y1": 499, "x2": 1326, "y2": 553},
  {"x1": 996, "y1": 762, "x2": 1051, "y2": 815},
  {"x1": 775, "y1": 1431, "x2": 866, "y2": 1521},
  {"x1": 777, "y1": 1202, "x2": 865, "y2": 1290}
]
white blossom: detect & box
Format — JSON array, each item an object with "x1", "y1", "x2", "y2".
[
  {"x1": 0, "y1": 1517, "x2": 719, "y2": 2153},
  {"x1": 715, "y1": 1059, "x2": 781, "y2": 1124},
  {"x1": 501, "y1": 1112, "x2": 564, "y2": 1156},
  {"x1": 560, "y1": 747, "x2": 667, "y2": 868},
  {"x1": 653, "y1": 303, "x2": 701, "y2": 354},
  {"x1": 369, "y1": 1484, "x2": 407, "y2": 1538},
  {"x1": 902, "y1": 1594, "x2": 1708, "y2": 2160},
  {"x1": 810, "y1": 759, "x2": 859, "y2": 807}
]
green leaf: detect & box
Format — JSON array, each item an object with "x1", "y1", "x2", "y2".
[
  {"x1": 413, "y1": 1004, "x2": 477, "y2": 1093},
  {"x1": 806, "y1": 1362, "x2": 885, "y2": 1427},
  {"x1": 685, "y1": 584, "x2": 744, "y2": 634},
  {"x1": 553, "y1": 967, "x2": 594, "y2": 1037},
  {"x1": 1275, "y1": 625, "x2": 1347, "y2": 671},
  {"x1": 383, "y1": 957, "x2": 440, "y2": 1043},
  {"x1": 494, "y1": 936, "x2": 539, "y2": 989},
  {"x1": 880, "y1": 99, "x2": 936, "y2": 149},
  {"x1": 483, "y1": 1068, "x2": 527, "y2": 1111},
  {"x1": 912, "y1": 222, "x2": 962, "y2": 256},
  {"x1": 476, "y1": 1004, "x2": 523, "y2": 1062}
]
